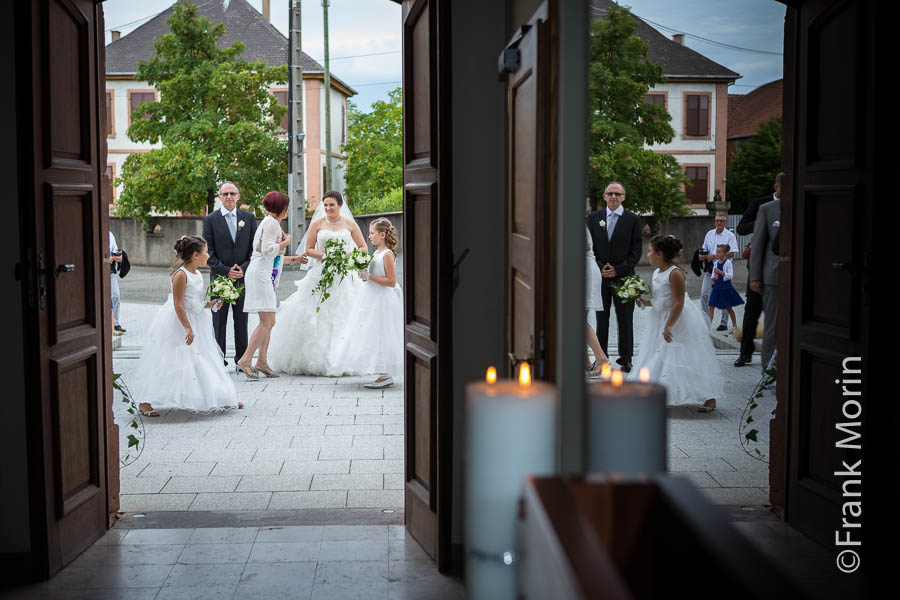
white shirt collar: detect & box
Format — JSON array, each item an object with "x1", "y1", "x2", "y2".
[
  {"x1": 220, "y1": 206, "x2": 237, "y2": 218},
  {"x1": 773, "y1": 193, "x2": 779, "y2": 201},
  {"x1": 607, "y1": 206, "x2": 624, "y2": 217}
]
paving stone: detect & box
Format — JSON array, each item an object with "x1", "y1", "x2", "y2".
[
  {"x1": 384, "y1": 474, "x2": 404, "y2": 490},
  {"x1": 120, "y1": 476, "x2": 171, "y2": 494},
  {"x1": 346, "y1": 490, "x2": 404, "y2": 509},
  {"x1": 255, "y1": 526, "x2": 324, "y2": 543},
  {"x1": 384, "y1": 446, "x2": 404, "y2": 460},
  {"x1": 352, "y1": 435, "x2": 403, "y2": 448},
  {"x1": 236, "y1": 475, "x2": 313, "y2": 492},
  {"x1": 186, "y1": 448, "x2": 256, "y2": 463},
  {"x1": 354, "y1": 414, "x2": 403, "y2": 425},
  {"x1": 280, "y1": 460, "x2": 351, "y2": 475},
  {"x1": 160, "y1": 476, "x2": 241, "y2": 494},
  {"x1": 85, "y1": 565, "x2": 174, "y2": 589},
  {"x1": 188, "y1": 492, "x2": 273, "y2": 511},
  {"x1": 72, "y1": 544, "x2": 185, "y2": 568},
  {"x1": 247, "y1": 542, "x2": 321, "y2": 563},
  {"x1": 319, "y1": 540, "x2": 388, "y2": 562},
  {"x1": 139, "y1": 462, "x2": 217, "y2": 478},
  {"x1": 176, "y1": 543, "x2": 253, "y2": 565},
  {"x1": 164, "y1": 564, "x2": 243, "y2": 587},
  {"x1": 668, "y1": 457, "x2": 736, "y2": 472},
  {"x1": 678, "y1": 471, "x2": 721, "y2": 488},
  {"x1": 311, "y1": 560, "x2": 389, "y2": 600},
  {"x1": 188, "y1": 528, "x2": 259, "y2": 545},
  {"x1": 350, "y1": 460, "x2": 404, "y2": 474},
  {"x1": 318, "y1": 446, "x2": 384, "y2": 460},
  {"x1": 389, "y1": 560, "x2": 465, "y2": 599},
  {"x1": 268, "y1": 491, "x2": 348, "y2": 510},
  {"x1": 234, "y1": 562, "x2": 317, "y2": 599},
  {"x1": 122, "y1": 529, "x2": 193, "y2": 545},
  {"x1": 290, "y1": 435, "x2": 354, "y2": 448},
  {"x1": 120, "y1": 494, "x2": 196, "y2": 512},
  {"x1": 209, "y1": 460, "x2": 284, "y2": 477},
  {"x1": 310, "y1": 473, "x2": 384, "y2": 491},
  {"x1": 708, "y1": 470, "x2": 771, "y2": 488},
  {"x1": 325, "y1": 425, "x2": 383, "y2": 437},
  {"x1": 700, "y1": 487, "x2": 771, "y2": 506}
]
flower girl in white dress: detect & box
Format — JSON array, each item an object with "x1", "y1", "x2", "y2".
[
  {"x1": 629, "y1": 235, "x2": 723, "y2": 412},
  {"x1": 131, "y1": 236, "x2": 237, "y2": 416},
  {"x1": 335, "y1": 218, "x2": 404, "y2": 388}
]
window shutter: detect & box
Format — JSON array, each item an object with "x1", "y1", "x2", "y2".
[
  {"x1": 129, "y1": 92, "x2": 156, "y2": 125},
  {"x1": 273, "y1": 91, "x2": 289, "y2": 131},
  {"x1": 698, "y1": 95, "x2": 709, "y2": 136},
  {"x1": 685, "y1": 166, "x2": 708, "y2": 204},
  {"x1": 105, "y1": 91, "x2": 113, "y2": 136},
  {"x1": 686, "y1": 95, "x2": 698, "y2": 135}
]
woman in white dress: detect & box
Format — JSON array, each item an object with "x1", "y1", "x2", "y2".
[
  {"x1": 268, "y1": 191, "x2": 368, "y2": 376},
  {"x1": 629, "y1": 235, "x2": 723, "y2": 411},
  {"x1": 131, "y1": 236, "x2": 237, "y2": 415},
  {"x1": 237, "y1": 192, "x2": 303, "y2": 379},
  {"x1": 585, "y1": 226, "x2": 608, "y2": 377}
]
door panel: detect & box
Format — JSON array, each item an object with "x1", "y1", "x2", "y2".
[
  {"x1": 21, "y1": 0, "x2": 109, "y2": 575},
  {"x1": 505, "y1": 9, "x2": 552, "y2": 378},
  {"x1": 783, "y1": 0, "x2": 872, "y2": 551},
  {"x1": 402, "y1": 0, "x2": 452, "y2": 571}
]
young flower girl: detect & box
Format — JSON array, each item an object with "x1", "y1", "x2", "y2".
[
  {"x1": 629, "y1": 235, "x2": 723, "y2": 412},
  {"x1": 335, "y1": 218, "x2": 404, "y2": 388},
  {"x1": 130, "y1": 236, "x2": 238, "y2": 416}
]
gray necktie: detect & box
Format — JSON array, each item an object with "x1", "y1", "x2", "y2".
[
  {"x1": 607, "y1": 212, "x2": 617, "y2": 240},
  {"x1": 227, "y1": 212, "x2": 237, "y2": 242}
]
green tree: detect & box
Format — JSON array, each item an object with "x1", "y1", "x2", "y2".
[
  {"x1": 340, "y1": 88, "x2": 402, "y2": 208},
  {"x1": 726, "y1": 116, "x2": 782, "y2": 215},
  {"x1": 115, "y1": 3, "x2": 288, "y2": 227},
  {"x1": 589, "y1": 4, "x2": 690, "y2": 223}
]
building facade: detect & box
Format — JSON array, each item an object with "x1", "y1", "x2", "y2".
[{"x1": 104, "y1": 0, "x2": 355, "y2": 213}]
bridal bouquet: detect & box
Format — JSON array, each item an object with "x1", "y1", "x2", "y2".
[
  {"x1": 350, "y1": 247, "x2": 373, "y2": 271},
  {"x1": 612, "y1": 275, "x2": 650, "y2": 303},
  {"x1": 312, "y1": 238, "x2": 353, "y2": 312},
  {"x1": 208, "y1": 274, "x2": 244, "y2": 305}
]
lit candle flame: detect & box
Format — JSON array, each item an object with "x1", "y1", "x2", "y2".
[
  {"x1": 519, "y1": 362, "x2": 532, "y2": 387},
  {"x1": 611, "y1": 369, "x2": 623, "y2": 387},
  {"x1": 601, "y1": 362, "x2": 612, "y2": 380},
  {"x1": 639, "y1": 367, "x2": 650, "y2": 382},
  {"x1": 486, "y1": 366, "x2": 497, "y2": 385}
]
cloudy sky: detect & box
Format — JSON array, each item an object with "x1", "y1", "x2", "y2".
[{"x1": 102, "y1": 0, "x2": 784, "y2": 111}]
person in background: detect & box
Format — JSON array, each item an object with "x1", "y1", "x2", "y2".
[
  {"x1": 109, "y1": 230, "x2": 125, "y2": 335},
  {"x1": 699, "y1": 215, "x2": 738, "y2": 331},
  {"x1": 749, "y1": 192, "x2": 781, "y2": 373}
]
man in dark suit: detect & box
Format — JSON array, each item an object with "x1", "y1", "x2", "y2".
[
  {"x1": 587, "y1": 181, "x2": 643, "y2": 372},
  {"x1": 733, "y1": 172, "x2": 782, "y2": 367},
  {"x1": 202, "y1": 182, "x2": 258, "y2": 369}
]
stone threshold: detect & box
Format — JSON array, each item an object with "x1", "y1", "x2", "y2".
[{"x1": 114, "y1": 508, "x2": 404, "y2": 530}]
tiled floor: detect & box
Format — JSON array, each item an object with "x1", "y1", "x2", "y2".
[{"x1": 2, "y1": 525, "x2": 464, "y2": 600}]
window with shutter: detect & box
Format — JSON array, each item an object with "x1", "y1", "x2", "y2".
[
  {"x1": 273, "y1": 90, "x2": 289, "y2": 131},
  {"x1": 684, "y1": 166, "x2": 709, "y2": 204},
  {"x1": 105, "y1": 164, "x2": 115, "y2": 203},
  {"x1": 685, "y1": 93, "x2": 710, "y2": 136},
  {"x1": 644, "y1": 93, "x2": 666, "y2": 121},
  {"x1": 128, "y1": 91, "x2": 157, "y2": 126},
  {"x1": 105, "y1": 91, "x2": 114, "y2": 137}
]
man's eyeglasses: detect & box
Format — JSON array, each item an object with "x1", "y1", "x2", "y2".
[
  {"x1": 221, "y1": 192, "x2": 238, "y2": 196},
  {"x1": 605, "y1": 192, "x2": 624, "y2": 197}
]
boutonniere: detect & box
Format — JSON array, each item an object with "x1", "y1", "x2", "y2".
[
  {"x1": 599, "y1": 220, "x2": 607, "y2": 229},
  {"x1": 772, "y1": 220, "x2": 780, "y2": 228},
  {"x1": 238, "y1": 220, "x2": 245, "y2": 230}
]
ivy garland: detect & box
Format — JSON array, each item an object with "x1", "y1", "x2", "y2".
[
  {"x1": 738, "y1": 359, "x2": 776, "y2": 463},
  {"x1": 113, "y1": 374, "x2": 146, "y2": 467}
]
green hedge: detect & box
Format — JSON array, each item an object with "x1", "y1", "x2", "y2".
[{"x1": 348, "y1": 187, "x2": 402, "y2": 216}]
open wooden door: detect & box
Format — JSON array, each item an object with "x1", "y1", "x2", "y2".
[
  {"x1": 780, "y1": 0, "x2": 873, "y2": 551},
  {"x1": 504, "y1": 5, "x2": 554, "y2": 381},
  {"x1": 401, "y1": 0, "x2": 453, "y2": 572},
  {"x1": 18, "y1": 0, "x2": 110, "y2": 576}
]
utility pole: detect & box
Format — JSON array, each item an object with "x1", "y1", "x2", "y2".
[
  {"x1": 322, "y1": 0, "x2": 332, "y2": 191},
  {"x1": 288, "y1": 0, "x2": 306, "y2": 252}
]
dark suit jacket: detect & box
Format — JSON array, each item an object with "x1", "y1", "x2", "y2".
[
  {"x1": 202, "y1": 208, "x2": 258, "y2": 279},
  {"x1": 737, "y1": 194, "x2": 774, "y2": 236},
  {"x1": 587, "y1": 208, "x2": 642, "y2": 278}
]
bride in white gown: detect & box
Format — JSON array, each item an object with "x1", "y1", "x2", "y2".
[{"x1": 267, "y1": 191, "x2": 368, "y2": 375}]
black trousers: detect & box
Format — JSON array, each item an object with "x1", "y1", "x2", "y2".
[
  {"x1": 740, "y1": 285, "x2": 763, "y2": 358},
  {"x1": 212, "y1": 290, "x2": 248, "y2": 363},
  {"x1": 595, "y1": 276, "x2": 635, "y2": 360}
]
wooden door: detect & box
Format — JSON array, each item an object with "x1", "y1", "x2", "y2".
[
  {"x1": 19, "y1": 0, "x2": 110, "y2": 576},
  {"x1": 401, "y1": 0, "x2": 453, "y2": 572},
  {"x1": 781, "y1": 0, "x2": 873, "y2": 551},
  {"x1": 505, "y1": 6, "x2": 553, "y2": 380}
]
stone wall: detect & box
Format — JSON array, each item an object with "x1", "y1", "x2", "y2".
[
  {"x1": 111, "y1": 212, "x2": 404, "y2": 267},
  {"x1": 637, "y1": 215, "x2": 732, "y2": 266}
]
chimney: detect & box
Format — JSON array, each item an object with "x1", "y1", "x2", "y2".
[
  {"x1": 262, "y1": 0, "x2": 270, "y2": 21},
  {"x1": 111, "y1": 30, "x2": 121, "y2": 42},
  {"x1": 672, "y1": 34, "x2": 684, "y2": 45}
]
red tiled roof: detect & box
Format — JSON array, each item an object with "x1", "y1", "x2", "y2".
[{"x1": 728, "y1": 79, "x2": 782, "y2": 139}]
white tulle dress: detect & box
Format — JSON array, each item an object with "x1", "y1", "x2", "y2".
[
  {"x1": 627, "y1": 265, "x2": 723, "y2": 405},
  {"x1": 267, "y1": 228, "x2": 365, "y2": 375},
  {"x1": 586, "y1": 227, "x2": 604, "y2": 311},
  {"x1": 332, "y1": 249, "x2": 404, "y2": 378},
  {"x1": 128, "y1": 267, "x2": 237, "y2": 411}
]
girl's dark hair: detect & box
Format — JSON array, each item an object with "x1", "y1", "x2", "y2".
[
  {"x1": 650, "y1": 235, "x2": 683, "y2": 262},
  {"x1": 172, "y1": 235, "x2": 206, "y2": 271},
  {"x1": 263, "y1": 191, "x2": 290, "y2": 216},
  {"x1": 323, "y1": 190, "x2": 344, "y2": 205}
]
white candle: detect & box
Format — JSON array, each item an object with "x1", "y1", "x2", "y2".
[
  {"x1": 587, "y1": 375, "x2": 667, "y2": 476},
  {"x1": 465, "y1": 365, "x2": 557, "y2": 600}
]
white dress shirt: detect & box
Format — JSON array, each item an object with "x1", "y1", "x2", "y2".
[{"x1": 702, "y1": 227, "x2": 738, "y2": 257}]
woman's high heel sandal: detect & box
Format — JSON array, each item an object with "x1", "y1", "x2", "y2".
[
  {"x1": 254, "y1": 363, "x2": 279, "y2": 378},
  {"x1": 236, "y1": 360, "x2": 259, "y2": 380}
]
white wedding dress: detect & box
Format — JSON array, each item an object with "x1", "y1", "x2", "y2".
[
  {"x1": 267, "y1": 228, "x2": 365, "y2": 375},
  {"x1": 129, "y1": 267, "x2": 237, "y2": 411},
  {"x1": 627, "y1": 265, "x2": 723, "y2": 405}
]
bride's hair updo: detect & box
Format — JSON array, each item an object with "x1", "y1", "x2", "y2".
[
  {"x1": 650, "y1": 234, "x2": 683, "y2": 262},
  {"x1": 172, "y1": 235, "x2": 206, "y2": 272},
  {"x1": 323, "y1": 190, "x2": 344, "y2": 205},
  {"x1": 371, "y1": 217, "x2": 399, "y2": 255}
]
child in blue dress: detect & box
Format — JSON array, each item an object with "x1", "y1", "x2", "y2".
[{"x1": 708, "y1": 243, "x2": 744, "y2": 331}]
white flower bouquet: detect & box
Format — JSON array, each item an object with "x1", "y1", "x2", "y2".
[
  {"x1": 611, "y1": 274, "x2": 650, "y2": 303},
  {"x1": 208, "y1": 274, "x2": 244, "y2": 305},
  {"x1": 349, "y1": 247, "x2": 373, "y2": 271},
  {"x1": 312, "y1": 238, "x2": 353, "y2": 312}
]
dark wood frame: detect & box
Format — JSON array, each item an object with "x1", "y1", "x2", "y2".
[
  {"x1": 682, "y1": 162, "x2": 710, "y2": 205},
  {"x1": 682, "y1": 91, "x2": 712, "y2": 139}
]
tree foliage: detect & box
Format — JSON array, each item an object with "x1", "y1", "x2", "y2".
[
  {"x1": 589, "y1": 5, "x2": 690, "y2": 222},
  {"x1": 340, "y1": 88, "x2": 402, "y2": 209},
  {"x1": 726, "y1": 116, "x2": 782, "y2": 215},
  {"x1": 115, "y1": 3, "x2": 288, "y2": 227}
]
